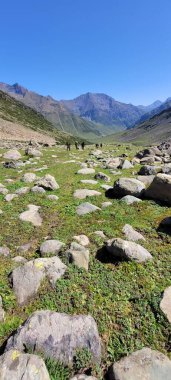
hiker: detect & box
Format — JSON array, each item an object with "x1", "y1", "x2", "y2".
[
  {"x1": 81, "y1": 142, "x2": 85, "y2": 150},
  {"x1": 75, "y1": 141, "x2": 78, "y2": 150},
  {"x1": 66, "y1": 142, "x2": 71, "y2": 151},
  {"x1": 100, "y1": 143, "x2": 103, "y2": 148},
  {"x1": 96, "y1": 143, "x2": 99, "y2": 148}
]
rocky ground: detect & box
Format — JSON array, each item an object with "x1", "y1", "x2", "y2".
[{"x1": 0, "y1": 142, "x2": 171, "y2": 379}]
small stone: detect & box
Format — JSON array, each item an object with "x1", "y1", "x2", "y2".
[
  {"x1": 77, "y1": 168, "x2": 95, "y2": 175},
  {"x1": 0, "y1": 187, "x2": 8, "y2": 195},
  {"x1": 0, "y1": 296, "x2": 5, "y2": 322},
  {"x1": 0, "y1": 247, "x2": 10, "y2": 256},
  {"x1": 76, "y1": 202, "x2": 101, "y2": 216},
  {"x1": 160, "y1": 286, "x2": 171, "y2": 323},
  {"x1": 40, "y1": 239, "x2": 64, "y2": 256},
  {"x1": 102, "y1": 201, "x2": 112, "y2": 209},
  {"x1": 67, "y1": 242, "x2": 89, "y2": 270},
  {"x1": 21, "y1": 173, "x2": 37, "y2": 183},
  {"x1": 3, "y1": 149, "x2": 21, "y2": 161},
  {"x1": 122, "y1": 224, "x2": 145, "y2": 242},
  {"x1": 36, "y1": 174, "x2": 59, "y2": 190},
  {"x1": 80, "y1": 180, "x2": 98, "y2": 185},
  {"x1": 73, "y1": 235, "x2": 90, "y2": 246},
  {"x1": 74, "y1": 189, "x2": 101, "y2": 199},
  {"x1": 19, "y1": 204, "x2": 42, "y2": 227},
  {"x1": 120, "y1": 195, "x2": 142, "y2": 204},
  {"x1": 95, "y1": 172, "x2": 110, "y2": 182},
  {"x1": 47, "y1": 194, "x2": 59, "y2": 201},
  {"x1": 94, "y1": 231, "x2": 106, "y2": 239},
  {"x1": 12, "y1": 256, "x2": 28, "y2": 264},
  {"x1": 15, "y1": 187, "x2": 29, "y2": 195},
  {"x1": 31, "y1": 186, "x2": 46, "y2": 194},
  {"x1": 5, "y1": 194, "x2": 18, "y2": 202}
]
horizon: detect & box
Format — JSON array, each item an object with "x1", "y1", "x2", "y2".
[{"x1": 1, "y1": 0, "x2": 171, "y2": 105}]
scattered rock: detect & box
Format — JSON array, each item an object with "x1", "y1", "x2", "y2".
[
  {"x1": 0, "y1": 246, "x2": 10, "y2": 256},
  {"x1": 36, "y1": 174, "x2": 59, "y2": 190},
  {"x1": 5, "y1": 193, "x2": 18, "y2": 202},
  {"x1": 102, "y1": 201, "x2": 112, "y2": 209},
  {"x1": 0, "y1": 187, "x2": 8, "y2": 195},
  {"x1": 119, "y1": 159, "x2": 133, "y2": 169},
  {"x1": 5, "y1": 310, "x2": 101, "y2": 365},
  {"x1": 109, "y1": 347, "x2": 171, "y2": 380},
  {"x1": 47, "y1": 194, "x2": 59, "y2": 201},
  {"x1": 74, "y1": 189, "x2": 101, "y2": 199},
  {"x1": 3, "y1": 149, "x2": 21, "y2": 161},
  {"x1": 0, "y1": 296, "x2": 5, "y2": 322},
  {"x1": 67, "y1": 242, "x2": 89, "y2": 270},
  {"x1": 70, "y1": 376, "x2": 97, "y2": 380},
  {"x1": 12, "y1": 256, "x2": 28, "y2": 264},
  {"x1": 160, "y1": 286, "x2": 171, "y2": 323},
  {"x1": 19, "y1": 204, "x2": 42, "y2": 227},
  {"x1": 73, "y1": 234, "x2": 90, "y2": 246},
  {"x1": 15, "y1": 187, "x2": 29, "y2": 195},
  {"x1": 0, "y1": 350, "x2": 50, "y2": 380},
  {"x1": 137, "y1": 175, "x2": 155, "y2": 187},
  {"x1": 31, "y1": 186, "x2": 46, "y2": 194},
  {"x1": 138, "y1": 165, "x2": 161, "y2": 176},
  {"x1": 106, "y1": 238, "x2": 152, "y2": 263},
  {"x1": 80, "y1": 180, "x2": 98, "y2": 185},
  {"x1": 21, "y1": 173, "x2": 37, "y2": 183},
  {"x1": 95, "y1": 172, "x2": 110, "y2": 182},
  {"x1": 25, "y1": 147, "x2": 42, "y2": 157},
  {"x1": 112, "y1": 178, "x2": 145, "y2": 198},
  {"x1": 76, "y1": 202, "x2": 101, "y2": 216},
  {"x1": 122, "y1": 224, "x2": 145, "y2": 242},
  {"x1": 120, "y1": 195, "x2": 142, "y2": 204},
  {"x1": 145, "y1": 174, "x2": 171, "y2": 204},
  {"x1": 17, "y1": 243, "x2": 32, "y2": 253},
  {"x1": 101, "y1": 184, "x2": 113, "y2": 191},
  {"x1": 9, "y1": 257, "x2": 66, "y2": 304},
  {"x1": 40, "y1": 239, "x2": 64, "y2": 257},
  {"x1": 94, "y1": 231, "x2": 106, "y2": 239},
  {"x1": 77, "y1": 168, "x2": 95, "y2": 175}
]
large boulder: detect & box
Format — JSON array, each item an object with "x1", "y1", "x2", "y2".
[
  {"x1": 160, "y1": 286, "x2": 171, "y2": 323},
  {"x1": 3, "y1": 149, "x2": 21, "y2": 161},
  {"x1": 19, "y1": 205, "x2": 42, "y2": 227},
  {"x1": 5, "y1": 310, "x2": 101, "y2": 365},
  {"x1": 122, "y1": 224, "x2": 145, "y2": 242},
  {"x1": 106, "y1": 238, "x2": 152, "y2": 263},
  {"x1": 36, "y1": 174, "x2": 59, "y2": 190},
  {"x1": 112, "y1": 178, "x2": 145, "y2": 198},
  {"x1": 145, "y1": 174, "x2": 171, "y2": 204},
  {"x1": 0, "y1": 350, "x2": 50, "y2": 380},
  {"x1": 9, "y1": 257, "x2": 66, "y2": 305},
  {"x1": 109, "y1": 347, "x2": 171, "y2": 380},
  {"x1": 25, "y1": 147, "x2": 42, "y2": 157},
  {"x1": 66, "y1": 242, "x2": 90, "y2": 270},
  {"x1": 138, "y1": 165, "x2": 161, "y2": 176},
  {"x1": 40, "y1": 239, "x2": 64, "y2": 257}
]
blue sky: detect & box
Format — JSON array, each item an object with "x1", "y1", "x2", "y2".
[{"x1": 0, "y1": 0, "x2": 171, "y2": 105}]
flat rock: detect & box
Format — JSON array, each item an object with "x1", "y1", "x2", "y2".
[
  {"x1": 15, "y1": 187, "x2": 29, "y2": 195},
  {"x1": 120, "y1": 195, "x2": 142, "y2": 204},
  {"x1": 67, "y1": 242, "x2": 90, "y2": 270},
  {"x1": 12, "y1": 256, "x2": 28, "y2": 264},
  {"x1": 77, "y1": 168, "x2": 95, "y2": 175},
  {"x1": 70, "y1": 376, "x2": 97, "y2": 380},
  {"x1": 102, "y1": 201, "x2": 112, "y2": 209},
  {"x1": 0, "y1": 350, "x2": 50, "y2": 380},
  {"x1": 106, "y1": 238, "x2": 152, "y2": 263},
  {"x1": 31, "y1": 186, "x2": 46, "y2": 194},
  {"x1": 5, "y1": 310, "x2": 101, "y2": 365},
  {"x1": 40, "y1": 239, "x2": 64, "y2": 257},
  {"x1": 9, "y1": 256, "x2": 66, "y2": 304},
  {"x1": 74, "y1": 189, "x2": 101, "y2": 199},
  {"x1": 112, "y1": 178, "x2": 145, "y2": 198},
  {"x1": 80, "y1": 180, "x2": 98, "y2": 185},
  {"x1": 3, "y1": 149, "x2": 21, "y2": 161},
  {"x1": 109, "y1": 347, "x2": 171, "y2": 380},
  {"x1": 101, "y1": 184, "x2": 113, "y2": 191},
  {"x1": 47, "y1": 194, "x2": 59, "y2": 201},
  {"x1": 21, "y1": 173, "x2": 37, "y2": 183},
  {"x1": 36, "y1": 174, "x2": 59, "y2": 190},
  {"x1": 95, "y1": 172, "x2": 110, "y2": 182},
  {"x1": 0, "y1": 187, "x2": 8, "y2": 195},
  {"x1": 5, "y1": 193, "x2": 18, "y2": 202},
  {"x1": 73, "y1": 234, "x2": 90, "y2": 246},
  {"x1": 160, "y1": 286, "x2": 171, "y2": 323},
  {"x1": 0, "y1": 246, "x2": 10, "y2": 256},
  {"x1": 76, "y1": 202, "x2": 101, "y2": 216},
  {"x1": 19, "y1": 204, "x2": 42, "y2": 227},
  {"x1": 122, "y1": 224, "x2": 145, "y2": 241},
  {"x1": 137, "y1": 175, "x2": 155, "y2": 187}
]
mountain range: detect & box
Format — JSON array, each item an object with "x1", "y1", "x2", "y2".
[{"x1": 0, "y1": 81, "x2": 171, "y2": 144}]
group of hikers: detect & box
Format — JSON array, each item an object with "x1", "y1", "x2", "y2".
[{"x1": 66, "y1": 142, "x2": 102, "y2": 151}]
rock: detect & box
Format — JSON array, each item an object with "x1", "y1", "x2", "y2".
[
  {"x1": 36, "y1": 174, "x2": 59, "y2": 190},
  {"x1": 95, "y1": 172, "x2": 110, "y2": 182},
  {"x1": 76, "y1": 202, "x2": 101, "y2": 216},
  {"x1": 12, "y1": 256, "x2": 28, "y2": 264},
  {"x1": 70, "y1": 376, "x2": 97, "y2": 380},
  {"x1": 0, "y1": 350, "x2": 50, "y2": 380},
  {"x1": 5, "y1": 310, "x2": 101, "y2": 365},
  {"x1": 17, "y1": 243, "x2": 32, "y2": 253},
  {"x1": 80, "y1": 180, "x2": 98, "y2": 185},
  {"x1": 0, "y1": 187, "x2": 8, "y2": 195},
  {"x1": 15, "y1": 187, "x2": 29, "y2": 195},
  {"x1": 91, "y1": 149, "x2": 102, "y2": 156},
  {"x1": 120, "y1": 195, "x2": 142, "y2": 204},
  {"x1": 5, "y1": 194, "x2": 18, "y2": 202},
  {"x1": 109, "y1": 347, "x2": 171, "y2": 380},
  {"x1": 112, "y1": 178, "x2": 145, "y2": 198},
  {"x1": 119, "y1": 159, "x2": 133, "y2": 169},
  {"x1": 40, "y1": 239, "x2": 64, "y2": 257},
  {"x1": 9, "y1": 256, "x2": 66, "y2": 304},
  {"x1": 160, "y1": 286, "x2": 171, "y2": 323},
  {"x1": 0, "y1": 209, "x2": 3, "y2": 215},
  {"x1": 31, "y1": 186, "x2": 46, "y2": 194},
  {"x1": 73, "y1": 235, "x2": 90, "y2": 246},
  {"x1": 122, "y1": 224, "x2": 145, "y2": 242},
  {"x1": 67, "y1": 242, "x2": 90, "y2": 270},
  {"x1": 74, "y1": 189, "x2": 101, "y2": 199},
  {"x1": 145, "y1": 174, "x2": 171, "y2": 204},
  {"x1": 106, "y1": 238, "x2": 152, "y2": 263},
  {"x1": 137, "y1": 175, "x2": 155, "y2": 187},
  {"x1": 94, "y1": 231, "x2": 106, "y2": 239},
  {"x1": 102, "y1": 201, "x2": 112, "y2": 209},
  {"x1": 101, "y1": 184, "x2": 113, "y2": 191},
  {"x1": 140, "y1": 156, "x2": 155, "y2": 165},
  {"x1": 19, "y1": 205, "x2": 42, "y2": 227},
  {"x1": 138, "y1": 165, "x2": 161, "y2": 176},
  {"x1": 25, "y1": 147, "x2": 42, "y2": 157},
  {"x1": 0, "y1": 246, "x2": 10, "y2": 256},
  {"x1": 21, "y1": 173, "x2": 37, "y2": 183},
  {"x1": 0, "y1": 296, "x2": 5, "y2": 322},
  {"x1": 77, "y1": 168, "x2": 95, "y2": 175},
  {"x1": 3, "y1": 149, "x2": 21, "y2": 161},
  {"x1": 47, "y1": 194, "x2": 59, "y2": 201},
  {"x1": 106, "y1": 158, "x2": 121, "y2": 169}
]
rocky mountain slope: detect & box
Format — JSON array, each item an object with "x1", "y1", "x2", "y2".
[{"x1": 0, "y1": 83, "x2": 106, "y2": 139}]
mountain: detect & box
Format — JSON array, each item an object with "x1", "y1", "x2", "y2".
[
  {"x1": 130, "y1": 99, "x2": 171, "y2": 128},
  {"x1": 137, "y1": 100, "x2": 162, "y2": 113},
  {"x1": 103, "y1": 106, "x2": 171, "y2": 145},
  {"x1": 0, "y1": 90, "x2": 84, "y2": 144},
  {"x1": 61, "y1": 92, "x2": 146, "y2": 130},
  {"x1": 0, "y1": 83, "x2": 105, "y2": 140}
]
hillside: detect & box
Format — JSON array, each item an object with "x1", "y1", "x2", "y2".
[
  {"x1": 102, "y1": 106, "x2": 171, "y2": 145},
  {"x1": 0, "y1": 83, "x2": 106, "y2": 139},
  {"x1": 62, "y1": 92, "x2": 146, "y2": 130},
  {"x1": 0, "y1": 90, "x2": 85, "y2": 144},
  {"x1": 131, "y1": 98, "x2": 171, "y2": 127}
]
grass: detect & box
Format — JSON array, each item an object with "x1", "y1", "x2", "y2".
[{"x1": 0, "y1": 143, "x2": 171, "y2": 378}]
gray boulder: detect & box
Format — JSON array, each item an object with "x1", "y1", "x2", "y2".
[
  {"x1": 74, "y1": 189, "x2": 101, "y2": 199},
  {"x1": 25, "y1": 147, "x2": 42, "y2": 157},
  {"x1": 19, "y1": 204, "x2": 42, "y2": 227},
  {"x1": 120, "y1": 195, "x2": 142, "y2": 205},
  {"x1": 0, "y1": 246, "x2": 10, "y2": 256},
  {"x1": 109, "y1": 347, "x2": 171, "y2": 380},
  {"x1": 36, "y1": 174, "x2": 59, "y2": 190},
  {"x1": 0, "y1": 296, "x2": 5, "y2": 322},
  {"x1": 106, "y1": 238, "x2": 152, "y2": 263},
  {"x1": 145, "y1": 174, "x2": 171, "y2": 204},
  {"x1": 5, "y1": 310, "x2": 101, "y2": 365},
  {"x1": 160, "y1": 286, "x2": 171, "y2": 323},
  {"x1": 122, "y1": 224, "x2": 145, "y2": 242},
  {"x1": 73, "y1": 234, "x2": 90, "y2": 246},
  {"x1": 112, "y1": 178, "x2": 145, "y2": 198},
  {"x1": 95, "y1": 172, "x2": 110, "y2": 182},
  {"x1": 15, "y1": 187, "x2": 30, "y2": 195},
  {"x1": 76, "y1": 202, "x2": 101, "y2": 216},
  {"x1": 119, "y1": 159, "x2": 133, "y2": 169},
  {"x1": 70, "y1": 376, "x2": 97, "y2": 380},
  {"x1": 0, "y1": 350, "x2": 50, "y2": 380},
  {"x1": 40, "y1": 239, "x2": 64, "y2": 257},
  {"x1": 67, "y1": 242, "x2": 89, "y2": 270},
  {"x1": 3, "y1": 149, "x2": 21, "y2": 161},
  {"x1": 31, "y1": 186, "x2": 46, "y2": 194},
  {"x1": 21, "y1": 173, "x2": 37, "y2": 183},
  {"x1": 77, "y1": 168, "x2": 95, "y2": 175},
  {"x1": 138, "y1": 165, "x2": 161, "y2": 176},
  {"x1": 9, "y1": 256, "x2": 66, "y2": 304}
]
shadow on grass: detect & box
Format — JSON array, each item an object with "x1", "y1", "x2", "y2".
[
  {"x1": 96, "y1": 246, "x2": 122, "y2": 265},
  {"x1": 157, "y1": 217, "x2": 171, "y2": 236}
]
